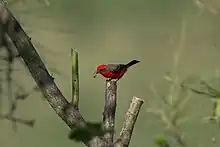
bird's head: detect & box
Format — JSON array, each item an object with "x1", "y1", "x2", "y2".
[{"x1": 93, "y1": 64, "x2": 107, "y2": 78}]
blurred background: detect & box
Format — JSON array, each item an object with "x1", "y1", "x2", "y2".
[{"x1": 1, "y1": 0, "x2": 220, "y2": 147}]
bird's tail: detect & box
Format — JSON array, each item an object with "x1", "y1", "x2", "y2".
[{"x1": 125, "y1": 60, "x2": 140, "y2": 68}]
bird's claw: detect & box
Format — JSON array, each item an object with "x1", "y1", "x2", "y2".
[
  {"x1": 106, "y1": 78, "x2": 111, "y2": 82},
  {"x1": 106, "y1": 79, "x2": 120, "y2": 83},
  {"x1": 115, "y1": 79, "x2": 119, "y2": 82}
]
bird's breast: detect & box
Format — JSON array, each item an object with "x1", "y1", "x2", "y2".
[{"x1": 101, "y1": 68, "x2": 127, "y2": 79}]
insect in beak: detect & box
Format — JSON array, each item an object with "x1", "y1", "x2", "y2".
[{"x1": 93, "y1": 71, "x2": 98, "y2": 78}]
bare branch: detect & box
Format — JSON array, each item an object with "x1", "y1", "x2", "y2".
[
  {"x1": 3, "y1": 33, "x2": 19, "y2": 56},
  {"x1": 150, "y1": 84, "x2": 170, "y2": 106},
  {"x1": 114, "y1": 96, "x2": 144, "y2": 147},
  {"x1": 0, "y1": 114, "x2": 35, "y2": 128},
  {"x1": 0, "y1": 2, "x2": 144, "y2": 147},
  {"x1": 0, "y1": 3, "x2": 106, "y2": 147},
  {"x1": 103, "y1": 80, "x2": 117, "y2": 144},
  {"x1": 71, "y1": 48, "x2": 79, "y2": 109}
]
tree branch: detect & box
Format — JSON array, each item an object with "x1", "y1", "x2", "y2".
[
  {"x1": 114, "y1": 96, "x2": 144, "y2": 147},
  {"x1": 103, "y1": 80, "x2": 117, "y2": 144},
  {"x1": 3, "y1": 33, "x2": 18, "y2": 56},
  {"x1": 0, "y1": 2, "x2": 106, "y2": 147},
  {"x1": 0, "y1": 2, "x2": 144, "y2": 147},
  {"x1": 0, "y1": 113, "x2": 35, "y2": 127}
]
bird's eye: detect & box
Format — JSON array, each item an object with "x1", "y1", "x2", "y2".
[{"x1": 99, "y1": 68, "x2": 105, "y2": 72}]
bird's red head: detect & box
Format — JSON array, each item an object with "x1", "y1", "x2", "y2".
[
  {"x1": 93, "y1": 64, "x2": 107, "y2": 78},
  {"x1": 96, "y1": 64, "x2": 107, "y2": 72}
]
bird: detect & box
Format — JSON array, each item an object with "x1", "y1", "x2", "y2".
[{"x1": 93, "y1": 60, "x2": 140, "y2": 81}]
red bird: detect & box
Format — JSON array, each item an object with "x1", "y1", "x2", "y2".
[{"x1": 93, "y1": 60, "x2": 140, "y2": 81}]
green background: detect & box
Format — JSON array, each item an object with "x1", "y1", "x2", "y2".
[{"x1": 1, "y1": 0, "x2": 220, "y2": 147}]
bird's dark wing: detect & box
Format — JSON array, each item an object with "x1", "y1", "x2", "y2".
[{"x1": 106, "y1": 64, "x2": 126, "y2": 72}]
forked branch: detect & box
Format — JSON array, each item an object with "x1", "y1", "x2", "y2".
[
  {"x1": 0, "y1": 2, "x2": 144, "y2": 147},
  {"x1": 0, "y1": 2, "x2": 105, "y2": 147}
]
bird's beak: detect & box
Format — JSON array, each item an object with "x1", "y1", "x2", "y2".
[{"x1": 93, "y1": 71, "x2": 98, "y2": 78}]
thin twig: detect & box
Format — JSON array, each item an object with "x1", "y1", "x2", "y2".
[
  {"x1": 150, "y1": 84, "x2": 170, "y2": 106},
  {"x1": 0, "y1": 114, "x2": 35, "y2": 127}
]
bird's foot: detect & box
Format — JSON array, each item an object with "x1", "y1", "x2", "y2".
[
  {"x1": 115, "y1": 79, "x2": 119, "y2": 82},
  {"x1": 106, "y1": 78, "x2": 112, "y2": 82},
  {"x1": 106, "y1": 79, "x2": 119, "y2": 82}
]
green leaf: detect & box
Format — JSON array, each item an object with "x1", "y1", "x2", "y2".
[{"x1": 154, "y1": 136, "x2": 170, "y2": 147}]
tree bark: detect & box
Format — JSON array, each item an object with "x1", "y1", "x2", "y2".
[
  {"x1": 103, "y1": 80, "x2": 117, "y2": 144},
  {"x1": 0, "y1": 2, "x2": 144, "y2": 147},
  {"x1": 0, "y1": 2, "x2": 106, "y2": 147}
]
